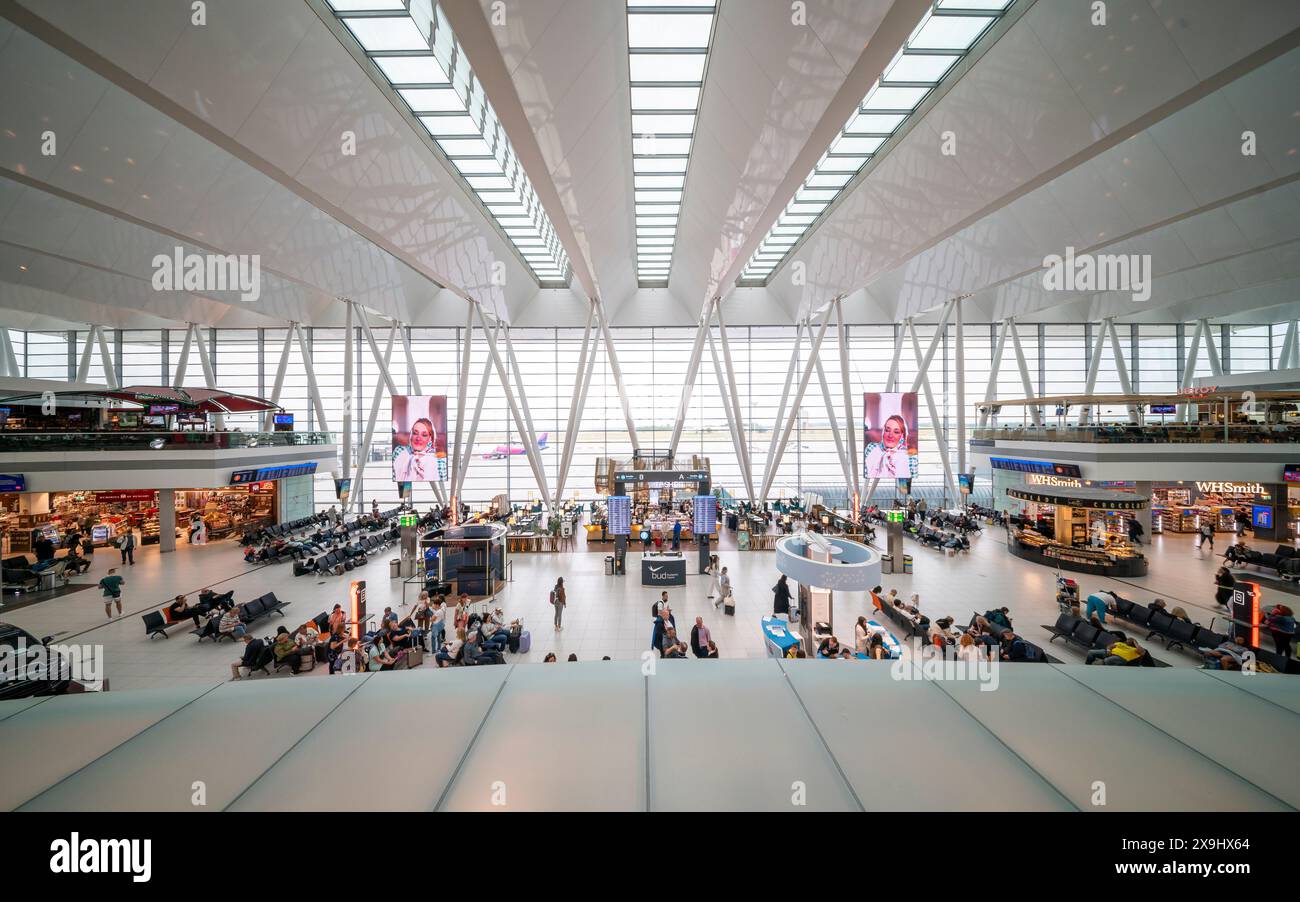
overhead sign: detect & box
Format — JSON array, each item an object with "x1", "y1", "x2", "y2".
[
  {"x1": 1026, "y1": 474, "x2": 1083, "y2": 489},
  {"x1": 230, "y1": 462, "x2": 318, "y2": 485},
  {"x1": 93, "y1": 490, "x2": 156, "y2": 503},
  {"x1": 0, "y1": 474, "x2": 26, "y2": 493},
  {"x1": 1195, "y1": 481, "x2": 1266, "y2": 496},
  {"x1": 1284, "y1": 465, "x2": 1300, "y2": 483},
  {"x1": 1007, "y1": 488, "x2": 1147, "y2": 510},
  {"x1": 614, "y1": 470, "x2": 708, "y2": 485},
  {"x1": 991, "y1": 457, "x2": 1083, "y2": 478}
]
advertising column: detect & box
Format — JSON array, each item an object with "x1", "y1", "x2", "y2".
[{"x1": 1133, "y1": 481, "x2": 1153, "y2": 543}]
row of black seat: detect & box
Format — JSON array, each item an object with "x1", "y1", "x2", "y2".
[
  {"x1": 194, "y1": 592, "x2": 289, "y2": 642},
  {"x1": 1106, "y1": 594, "x2": 1297, "y2": 673},
  {"x1": 294, "y1": 529, "x2": 398, "y2": 577},
  {"x1": 1226, "y1": 543, "x2": 1300, "y2": 578},
  {"x1": 1043, "y1": 613, "x2": 1165, "y2": 666},
  {"x1": 967, "y1": 612, "x2": 1051, "y2": 663},
  {"x1": 877, "y1": 600, "x2": 929, "y2": 641}
]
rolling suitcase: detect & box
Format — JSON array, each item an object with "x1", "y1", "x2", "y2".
[
  {"x1": 508, "y1": 632, "x2": 521, "y2": 654},
  {"x1": 724, "y1": 600, "x2": 735, "y2": 616},
  {"x1": 517, "y1": 630, "x2": 531, "y2": 654}
]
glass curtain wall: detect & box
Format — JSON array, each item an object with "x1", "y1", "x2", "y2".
[{"x1": 19, "y1": 323, "x2": 1276, "y2": 510}]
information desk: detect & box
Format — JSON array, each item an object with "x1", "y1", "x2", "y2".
[
  {"x1": 761, "y1": 616, "x2": 801, "y2": 657},
  {"x1": 641, "y1": 553, "x2": 687, "y2": 587},
  {"x1": 1009, "y1": 529, "x2": 1148, "y2": 577}
]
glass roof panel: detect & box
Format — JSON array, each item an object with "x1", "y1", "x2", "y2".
[
  {"x1": 330, "y1": 2, "x2": 570, "y2": 284},
  {"x1": 626, "y1": 13, "x2": 715, "y2": 49},
  {"x1": 628, "y1": 53, "x2": 708, "y2": 82}
]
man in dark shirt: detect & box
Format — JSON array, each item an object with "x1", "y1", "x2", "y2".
[
  {"x1": 230, "y1": 634, "x2": 266, "y2": 680},
  {"x1": 33, "y1": 534, "x2": 55, "y2": 563}
]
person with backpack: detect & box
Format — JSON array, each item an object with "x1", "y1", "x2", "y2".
[
  {"x1": 117, "y1": 528, "x2": 136, "y2": 565},
  {"x1": 98, "y1": 567, "x2": 125, "y2": 619},
  {"x1": 550, "y1": 577, "x2": 566, "y2": 631}
]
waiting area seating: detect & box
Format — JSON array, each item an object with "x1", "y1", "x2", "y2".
[{"x1": 1042, "y1": 612, "x2": 1165, "y2": 666}]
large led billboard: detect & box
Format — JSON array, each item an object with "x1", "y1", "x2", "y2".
[
  {"x1": 392, "y1": 395, "x2": 448, "y2": 482},
  {"x1": 863, "y1": 392, "x2": 919, "y2": 480}
]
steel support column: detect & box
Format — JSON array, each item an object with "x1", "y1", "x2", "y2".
[
  {"x1": 706, "y1": 325, "x2": 751, "y2": 501},
  {"x1": 555, "y1": 304, "x2": 596, "y2": 503},
  {"x1": 714, "y1": 300, "x2": 755, "y2": 496},
  {"x1": 907, "y1": 320, "x2": 959, "y2": 503},
  {"x1": 352, "y1": 321, "x2": 398, "y2": 513},
  {"x1": 476, "y1": 306, "x2": 552, "y2": 510},
  {"x1": 761, "y1": 311, "x2": 832, "y2": 503},
  {"x1": 263, "y1": 327, "x2": 295, "y2": 432},
  {"x1": 979, "y1": 319, "x2": 1010, "y2": 429},
  {"x1": 455, "y1": 321, "x2": 500, "y2": 501},
  {"x1": 1008, "y1": 319, "x2": 1042, "y2": 427},
  {"x1": 1079, "y1": 319, "x2": 1109, "y2": 425},
  {"x1": 171, "y1": 323, "x2": 195, "y2": 387},
  {"x1": 596, "y1": 302, "x2": 640, "y2": 454},
  {"x1": 668, "y1": 313, "x2": 710, "y2": 461}
]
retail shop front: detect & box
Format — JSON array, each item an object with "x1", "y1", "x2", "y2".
[
  {"x1": 1150, "y1": 480, "x2": 1284, "y2": 540},
  {"x1": 1, "y1": 477, "x2": 298, "y2": 556},
  {"x1": 1005, "y1": 485, "x2": 1149, "y2": 577}
]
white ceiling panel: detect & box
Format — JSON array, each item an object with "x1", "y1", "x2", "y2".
[
  {"x1": 14, "y1": 0, "x2": 190, "y2": 84},
  {"x1": 1151, "y1": 0, "x2": 1300, "y2": 82},
  {"x1": 151, "y1": 0, "x2": 316, "y2": 136},
  {"x1": 123, "y1": 128, "x2": 234, "y2": 233},
  {"x1": 1025, "y1": 0, "x2": 1197, "y2": 136}
]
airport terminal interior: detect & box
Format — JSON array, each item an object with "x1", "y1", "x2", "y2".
[{"x1": 1, "y1": 0, "x2": 1299, "y2": 817}]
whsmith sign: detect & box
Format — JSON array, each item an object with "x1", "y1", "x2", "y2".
[{"x1": 1195, "y1": 482, "x2": 1267, "y2": 495}]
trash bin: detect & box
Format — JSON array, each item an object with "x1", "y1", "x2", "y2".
[
  {"x1": 880, "y1": 553, "x2": 894, "y2": 574},
  {"x1": 903, "y1": 554, "x2": 914, "y2": 575},
  {"x1": 389, "y1": 558, "x2": 401, "y2": 579},
  {"x1": 604, "y1": 555, "x2": 615, "y2": 575}
]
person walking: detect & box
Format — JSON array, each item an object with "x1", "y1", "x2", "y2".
[
  {"x1": 550, "y1": 577, "x2": 566, "y2": 631},
  {"x1": 1199, "y1": 518, "x2": 1215, "y2": 552},
  {"x1": 772, "y1": 574, "x2": 792, "y2": 618},
  {"x1": 117, "y1": 528, "x2": 136, "y2": 566},
  {"x1": 1214, "y1": 566, "x2": 1236, "y2": 608},
  {"x1": 705, "y1": 555, "x2": 721, "y2": 600},
  {"x1": 716, "y1": 566, "x2": 732, "y2": 611},
  {"x1": 671, "y1": 518, "x2": 682, "y2": 551},
  {"x1": 98, "y1": 567, "x2": 124, "y2": 619}
]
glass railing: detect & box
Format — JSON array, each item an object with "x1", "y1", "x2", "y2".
[
  {"x1": 973, "y1": 424, "x2": 1300, "y2": 444},
  {"x1": 0, "y1": 431, "x2": 335, "y2": 452}
]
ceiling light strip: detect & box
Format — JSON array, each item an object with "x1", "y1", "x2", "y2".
[
  {"x1": 738, "y1": 0, "x2": 1014, "y2": 284},
  {"x1": 326, "y1": 0, "x2": 571, "y2": 285}
]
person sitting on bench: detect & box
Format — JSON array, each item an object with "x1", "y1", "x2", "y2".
[
  {"x1": 435, "y1": 628, "x2": 465, "y2": 668},
  {"x1": 999, "y1": 631, "x2": 1029, "y2": 661},
  {"x1": 273, "y1": 628, "x2": 304, "y2": 674},
  {"x1": 1199, "y1": 635, "x2": 1252, "y2": 671},
  {"x1": 62, "y1": 548, "x2": 92, "y2": 576},
  {"x1": 218, "y1": 604, "x2": 245, "y2": 640},
  {"x1": 1085, "y1": 633, "x2": 1142, "y2": 666},
  {"x1": 367, "y1": 636, "x2": 399, "y2": 671},
  {"x1": 167, "y1": 594, "x2": 203, "y2": 628},
  {"x1": 230, "y1": 633, "x2": 266, "y2": 680}
]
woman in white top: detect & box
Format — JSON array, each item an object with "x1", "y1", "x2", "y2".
[
  {"x1": 393, "y1": 417, "x2": 438, "y2": 482},
  {"x1": 715, "y1": 567, "x2": 732, "y2": 609},
  {"x1": 705, "y1": 555, "x2": 721, "y2": 600},
  {"x1": 864, "y1": 415, "x2": 917, "y2": 479},
  {"x1": 854, "y1": 616, "x2": 871, "y2": 655}
]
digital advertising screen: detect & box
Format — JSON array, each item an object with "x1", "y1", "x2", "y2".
[
  {"x1": 958, "y1": 473, "x2": 975, "y2": 495},
  {"x1": 392, "y1": 395, "x2": 448, "y2": 483},
  {"x1": 863, "y1": 392, "x2": 919, "y2": 480}
]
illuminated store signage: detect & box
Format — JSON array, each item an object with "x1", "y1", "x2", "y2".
[
  {"x1": 1006, "y1": 488, "x2": 1147, "y2": 510},
  {"x1": 230, "y1": 463, "x2": 318, "y2": 484},
  {"x1": 1026, "y1": 474, "x2": 1083, "y2": 489},
  {"x1": 0, "y1": 474, "x2": 26, "y2": 493},
  {"x1": 614, "y1": 470, "x2": 708, "y2": 485},
  {"x1": 1195, "y1": 482, "x2": 1266, "y2": 495}
]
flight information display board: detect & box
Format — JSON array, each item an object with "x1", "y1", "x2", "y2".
[
  {"x1": 990, "y1": 457, "x2": 1082, "y2": 478},
  {"x1": 693, "y1": 495, "x2": 717, "y2": 535},
  {"x1": 230, "y1": 462, "x2": 318, "y2": 484},
  {"x1": 608, "y1": 495, "x2": 631, "y2": 535}
]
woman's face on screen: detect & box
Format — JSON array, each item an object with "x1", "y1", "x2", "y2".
[
  {"x1": 882, "y1": 418, "x2": 905, "y2": 450},
  {"x1": 411, "y1": 421, "x2": 433, "y2": 451}
]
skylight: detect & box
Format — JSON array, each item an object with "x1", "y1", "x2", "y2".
[
  {"x1": 738, "y1": 0, "x2": 1014, "y2": 284},
  {"x1": 326, "y1": 0, "x2": 570, "y2": 285},
  {"x1": 627, "y1": 1, "x2": 718, "y2": 287}
]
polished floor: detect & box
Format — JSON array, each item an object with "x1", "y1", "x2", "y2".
[{"x1": 0, "y1": 518, "x2": 1286, "y2": 692}]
